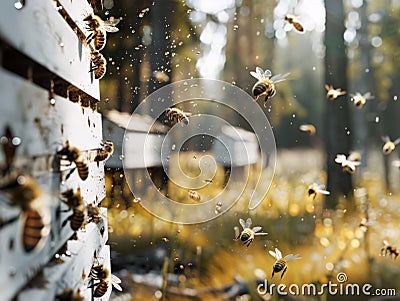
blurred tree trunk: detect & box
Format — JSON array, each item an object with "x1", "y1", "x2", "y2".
[{"x1": 324, "y1": 0, "x2": 352, "y2": 209}]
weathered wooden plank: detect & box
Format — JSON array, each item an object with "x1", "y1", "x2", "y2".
[
  {"x1": 0, "y1": 0, "x2": 100, "y2": 100},
  {"x1": 0, "y1": 68, "x2": 102, "y2": 159}
]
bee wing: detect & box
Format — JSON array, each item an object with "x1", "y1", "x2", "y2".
[
  {"x1": 270, "y1": 72, "x2": 290, "y2": 83},
  {"x1": 393, "y1": 138, "x2": 400, "y2": 145},
  {"x1": 382, "y1": 136, "x2": 390, "y2": 143},
  {"x1": 239, "y1": 218, "x2": 246, "y2": 229},
  {"x1": 325, "y1": 84, "x2": 331, "y2": 91},
  {"x1": 103, "y1": 25, "x2": 119, "y2": 32},
  {"x1": 335, "y1": 154, "x2": 346, "y2": 163},
  {"x1": 268, "y1": 250, "x2": 277, "y2": 259},
  {"x1": 317, "y1": 188, "x2": 330, "y2": 195},
  {"x1": 383, "y1": 240, "x2": 389, "y2": 246},
  {"x1": 363, "y1": 92, "x2": 374, "y2": 100},
  {"x1": 112, "y1": 282, "x2": 123, "y2": 291},
  {"x1": 250, "y1": 71, "x2": 262, "y2": 80},
  {"x1": 274, "y1": 248, "x2": 282, "y2": 259},
  {"x1": 183, "y1": 112, "x2": 192, "y2": 117},
  {"x1": 111, "y1": 274, "x2": 122, "y2": 284},
  {"x1": 263, "y1": 69, "x2": 272, "y2": 78},
  {"x1": 245, "y1": 217, "x2": 252, "y2": 228},
  {"x1": 252, "y1": 226, "x2": 262, "y2": 233},
  {"x1": 104, "y1": 17, "x2": 121, "y2": 26},
  {"x1": 254, "y1": 231, "x2": 268, "y2": 236},
  {"x1": 284, "y1": 254, "x2": 301, "y2": 262}
]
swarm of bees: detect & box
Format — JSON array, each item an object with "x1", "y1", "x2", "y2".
[
  {"x1": 89, "y1": 262, "x2": 122, "y2": 297},
  {"x1": 380, "y1": 240, "x2": 399, "y2": 260},
  {"x1": 307, "y1": 183, "x2": 330, "y2": 200},
  {"x1": 234, "y1": 218, "x2": 268, "y2": 247},
  {"x1": 335, "y1": 153, "x2": 361, "y2": 174},
  {"x1": 381, "y1": 136, "x2": 400, "y2": 155},
  {"x1": 166, "y1": 107, "x2": 192, "y2": 126},
  {"x1": 250, "y1": 67, "x2": 290, "y2": 107},
  {"x1": 57, "y1": 141, "x2": 89, "y2": 181},
  {"x1": 350, "y1": 92, "x2": 374, "y2": 109},
  {"x1": 325, "y1": 84, "x2": 347, "y2": 100},
  {"x1": 269, "y1": 248, "x2": 301, "y2": 278},
  {"x1": 284, "y1": 14, "x2": 304, "y2": 33},
  {"x1": 84, "y1": 14, "x2": 120, "y2": 80}
]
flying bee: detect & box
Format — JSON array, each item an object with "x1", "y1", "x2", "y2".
[
  {"x1": 57, "y1": 141, "x2": 89, "y2": 181},
  {"x1": 381, "y1": 240, "x2": 399, "y2": 260},
  {"x1": 284, "y1": 14, "x2": 304, "y2": 33},
  {"x1": 94, "y1": 140, "x2": 114, "y2": 166},
  {"x1": 325, "y1": 84, "x2": 346, "y2": 100},
  {"x1": 84, "y1": 14, "x2": 120, "y2": 51},
  {"x1": 358, "y1": 217, "x2": 372, "y2": 233},
  {"x1": 188, "y1": 190, "x2": 201, "y2": 202},
  {"x1": 234, "y1": 218, "x2": 268, "y2": 247},
  {"x1": 350, "y1": 92, "x2": 374, "y2": 109},
  {"x1": 269, "y1": 247, "x2": 301, "y2": 279},
  {"x1": 89, "y1": 50, "x2": 107, "y2": 80},
  {"x1": 307, "y1": 183, "x2": 330, "y2": 200},
  {"x1": 166, "y1": 107, "x2": 192, "y2": 126},
  {"x1": 299, "y1": 124, "x2": 316, "y2": 136},
  {"x1": 0, "y1": 173, "x2": 50, "y2": 252},
  {"x1": 335, "y1": 154, "x2": 361, "y2": 174},
  {"x1": 250, "y1": 67, "x2": 290, "y2": 107},
  {"x1": 382, "y1": 136, "x2": 400, "y2": 155},
  {"x1": 89, "y1": 263, "x2": 122, "y2": 297},
  {"x1": 61, "y1": 188, "x2": 86, "y2": 231}
]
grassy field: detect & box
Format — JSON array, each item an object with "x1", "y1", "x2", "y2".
[{"x1": 107, "y1": 149, "x2": 400, "y2": 300}]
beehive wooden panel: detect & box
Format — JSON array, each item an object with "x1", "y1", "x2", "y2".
[{"x1": 0, "y1": 0, "x2": 100, "y2": 100}]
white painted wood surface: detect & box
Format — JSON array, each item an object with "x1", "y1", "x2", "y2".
[{"x1": 0, "y1": 0, "x2": 100, "y2": 100}]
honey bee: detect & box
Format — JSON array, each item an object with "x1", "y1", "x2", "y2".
[
  {"x1": 350, "y1": 92, "x2": 374, "y2": 109},
  {"x1": 61, "y1": 188, "x2": 86, "y2": 231},
  {"x1": 335, "y1": 154, "x2": 361, "y2": 174},
  {"x1": 188, "y1": 190, "x2": 201, "y2": 202},
  {"x1": 307, "y1": 183, "x2": 330, "y2": 200},
  {"x1": 250, "y1": 67, "x2": 290, "y2": 107},
  {"x1": 284, "y1": 14, "x2": 304, "y2": 33},
  {"x1": 325, "y1": 84, "x2": 346, "y2": 100},
  {"x1": 234, "y1": 218, "x2": 268, "y2": 247},
  {"x1": 299, "y1": 124, "x2": 316, "y2": 136},
  {"x1": 55, "y1": 289, "x2": 84, "y2": 301},
  {"x1": 94, "y1": 140, "x2": 114, "y2": 165},
  {"x1": 381, "y1": 240, "x2": 399, "y2": 260},
  {"x1": 0, "y1": 173, "x2": 50, "y2": 252},
  {"x1": 89, "y1": 263, "x2": 122, "y2": 297},
  {"x1": 382, "y1": 136, "x2": 400, "y2": 155},
  {"x1": 57, "y1": 141, "x2": 89, "y2": 181},
  {"x1": 359, "y1": 217, "x2": 372, "y2": 233},
  {"x1": 90, "y1": 50, "x2": 107, "y2": 80},
  {"x1": 166, "y1": 107, "x2": 192, "y2": 126},
  {"x1": 84, "y1": 14, "x2": 120, "y2": 51},
  {"x1": 269, "y1": 247, "x2": 301, "y2": 279}
]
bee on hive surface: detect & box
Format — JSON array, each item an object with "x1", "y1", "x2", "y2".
[
  {"x1": 250, "y1": 66, "x2": 290, "y2": 107},
  {"x1": 84, "y1": 14, "x2": 120, "y2": 51},
  {"x1": 284, "y1": 14, "x2": 304, "y2": 33},
  {"x1": 307, "y1": 183, "x2": 330, "y2": 200},
  {"x1": 57, "y1": 141, "x2": 89, "y2": 181},
  {"x1": 382, "y1": 136, "x2": 400, "y2": 155},
  {"x1": 166, "y1": 107, "x2": 192, "y2": 126},
  {"x1": 350, "y1": 92, "x2": 374, "y2": 109},
  {"x1": 89, "y1": 263, "x2": 122, "y2": 297},
  {"x1": 334, "y1": 154, "x2": 361, "y2": 174},
  {"x1": 94, "y1": 140, "x2": 114, "y2": 166},
  {"x1": 299, "y1": 124, "x2": 316, "y2": 136},
  {"x1": 89, "y1": 50, "x2": 107, "y2": 80},
  {"x1": 269, "y1": 247, "x2": 301, "y2": 279},
  {"x1": 61, "y1": 188, "x2": 86, "y2": 231},
  {"x1": 0, "y1": 173, "x2": 50, "y2": 252},
  {"x1": 325, "y1": 84, "x2": 346, "y2": 100},
  {"x1": 380, "y1": 240, "x2": 399, "y2": 260},
  {"x1": 234, "y1": 218, "x2": 268, "y2": 247}
]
